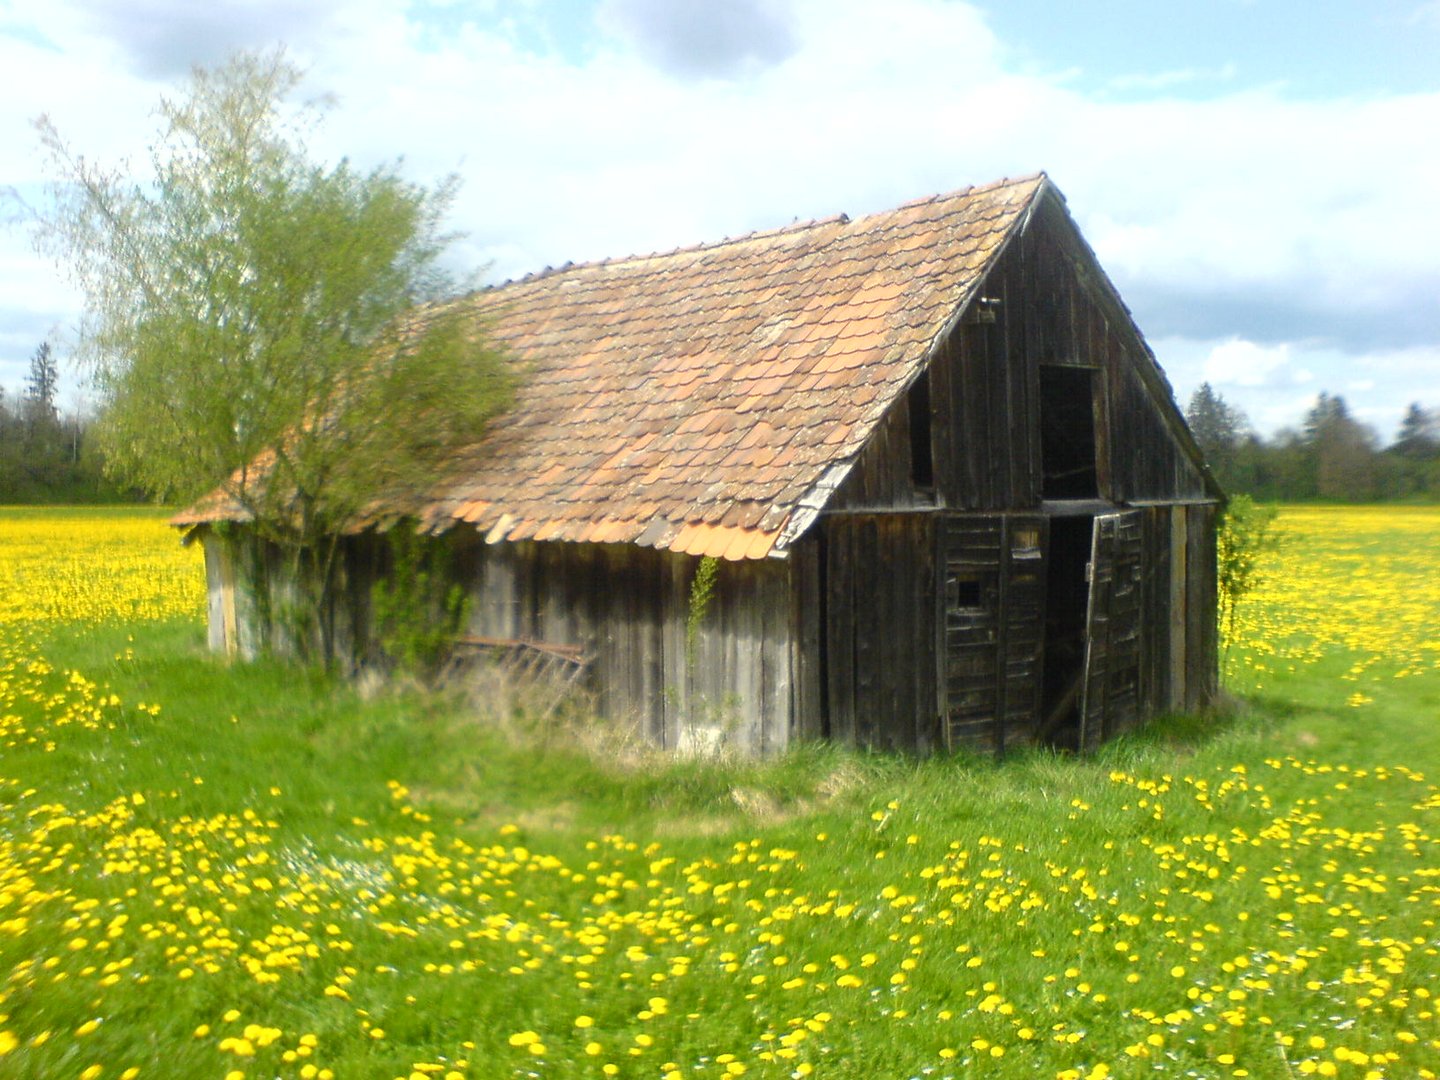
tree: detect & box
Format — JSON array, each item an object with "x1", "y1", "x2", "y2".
[
  {"x1": 1301, "y1": 392, "x2": 1379, "y2": 501},
  {"x1": 1388, "y1": 403, "x2": 1439, "y2": 498},
  {"x1": 24, "y1": 341, "x2": 59, "y2": 429},
  {"x1": 1391, "y1": 403, "x2": 1438, "y2": 460},
  {"x1": 1216, "y1": 494, "x2": 1279, "y2": 670},
  {"x1": 1185, "y1": 382, "x2": 1249, "y2": 490},
  {"x1": 31, "y1": 50, "x2": 513, "y2": 658}
]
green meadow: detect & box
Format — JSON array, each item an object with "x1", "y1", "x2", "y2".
[{"x1": 0, "y1": 506, "x2": 1436, "y2": 1080}]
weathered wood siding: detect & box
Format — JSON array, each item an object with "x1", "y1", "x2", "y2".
[
  {"x1": 822, "y1": 513, "x2": 939, "y2": 753},
  {"x1": 929, "y1": 295, "x2": 1041, "y2": 511},
  {"x1": 829, "y1": 401, "x2": 925, "y2": 511},
  {"x1": 197, "y1": 530, "x2": 280, "y2": 659},
  {"x1": 788, "y1": 538, "x2": 826, "y2": 746},
  {"x1": 1138, "y1": 507, "x2": 1173, "y2": 718},
  {"x1": 1078, "y1": 511, "x2": 1145, "y2": 750},
  {"x1": 202, "y1": 536, "x2": 233, "y2": 655},
  {"x1": 913, "y1": 190, "x2": 1211, "y2": 512},
  {"x1": 464, "y1": 539, "x2": 797, "y2": 755},
  {"x1": 938, "y1": 513, "x2": 1048, "y2": 753},
  {"x1": 1133, "y1": 505, "x2": 1222, "y2": 721},
  {"x1": 198, "y1": 503, "x2": 1215, "y2": 762},
  {"x1": 197, "y1": 529, "x2": 387, "y2": 663},
  {"x1": 1185, "y1": 504, "x2": 1220, "y2": 712}
]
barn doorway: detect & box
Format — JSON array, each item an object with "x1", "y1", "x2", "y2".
[{"x1": 1039, "y1": 513, "x2": 1093, "y2": 748}]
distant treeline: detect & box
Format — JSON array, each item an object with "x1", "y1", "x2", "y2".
[
  {"x1": 1187, "y1": 384, "x2": 1440, "y2": 503},
  {"x1": 0, "y1": 343, "x2": 138, "y2": 504}
]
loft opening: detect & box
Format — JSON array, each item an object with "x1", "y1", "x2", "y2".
[
  {"x1": 907, "y1": 369, "x2": 934, "y2": 490},
  {"x1": 1040, "y1": 364, "x2": 1100, "y2": 499}
]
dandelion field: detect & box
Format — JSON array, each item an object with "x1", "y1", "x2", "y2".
[{"x1": 0, "y1": 507, "x2": 1437, "y2": 1080}]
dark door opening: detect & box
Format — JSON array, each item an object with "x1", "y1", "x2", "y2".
[
  {"x1": 1040, "y1": 365, "x2": 1099, "y2": 499},
  {"x1": 907, "y1": 370, "x2": 935, "y2": 491},
  {"x1": 1038, "y1": 514, "x2": 1093, "y2": 748}
]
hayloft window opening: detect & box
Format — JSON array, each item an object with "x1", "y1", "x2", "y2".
[
  {"x1": 1012, "y1": 526, "x2": 1041, "y2": 558},
  {"x1": 907, "y1": 370, "x2": 935, "y2": 491},
  {"x1": 1040, "y1": 364, "x2": 1100, "y2": 499}
]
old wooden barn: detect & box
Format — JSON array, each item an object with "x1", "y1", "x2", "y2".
[{"x1": 178, "y1": 173, "x2": 1223, "y2": 756}]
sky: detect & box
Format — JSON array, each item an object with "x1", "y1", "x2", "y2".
[{"x1": 1, "y1": 0, "x2": 1437, "y2": 441}]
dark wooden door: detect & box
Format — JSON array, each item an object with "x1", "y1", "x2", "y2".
[
  {"x1": 1078, "y1": 510, "x2": 1144, "y2": 751},
  {"x1": 940, "y1": 516, "x2": 1003, "y2": 750},
  {"x1": 940, "y1": 514, "x2": 1048, "y2": 753}
]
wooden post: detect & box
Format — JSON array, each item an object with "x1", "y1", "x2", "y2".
[{"x1": 1169, "y1": 508, "x2": 1187, "y2": 711}]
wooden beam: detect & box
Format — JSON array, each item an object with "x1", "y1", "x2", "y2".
[{"x1": 1170, "y1": 508, "x2": 1187, "y2": 712}]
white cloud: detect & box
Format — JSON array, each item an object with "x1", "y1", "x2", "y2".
[
  {"x1": 1106, "y1": 63, "x2": 1237, "y2": 92},
  {"x1": 1, "y1": 0, "x2": 1437, "y2": 437},
  {"x1": 1202, "y1": 338, "x2": 1293, "y2": 387},
  {"x1": 68, "y1": 0, "x2": 357, "y2": 78},
  {"x1": 595, "y1": 0, "x2": 799, "y2": 79},
  {"x1": 1408, "y1": 1, "x2": 1440, "y2": 29}
]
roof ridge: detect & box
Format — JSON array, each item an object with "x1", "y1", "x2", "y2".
[
  {"x1": 893, "y1": 171, "x2": 1047, "y2": 213},
  {"x1": 486, "y1": 172, "x2": 1048, "y2": 291},
  {"x1": 486, "y1": 212, "x2": 854, "y2": 291}
]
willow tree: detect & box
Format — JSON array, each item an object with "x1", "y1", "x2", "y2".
[{"x1": 32, "y1": 50, "x2": 512, "y2": 658}]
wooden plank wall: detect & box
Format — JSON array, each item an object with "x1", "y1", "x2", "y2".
[
  {"x1": 1079, "y1": 512, "x2": 1144, "y2": 750},
  {"x1": 788, "y1": 539, "x2": 825, "y2": 744},
  {"x1": 668, "y1": 555, "x2": 787, "y2": 754},
  {"x1": 204, "y1": 506, "x2": 1217, "y2": 756},
  {"x1": 1107, "y1": 363, "x2": 1210, "y2": 503},
  {"x1": 919, "y1": 192, "x2": 1210, "y2": 513},
  {"x1": 461, "y1": 539, "x2": 797, "y2": 754},
  {"x1": 331, "y1": 533, "x2": 388, "y2": 666},
  {"x1": 823, "y1": 514, "x2": 938, "y2": 753},
  {"x1": 1186, "y1": 505, "x2": 1220, "y2": 711},
  {"x1": 938, "y1": 515, "x2": 1002, "y2": 749},
  {"x1": 199, "y1": 531, "x2": 297, "y2": 660},
  {"x1": 200, "y1": 530, "x2": 384, "y2": 665},
  {"x1": 929, "y1": 283, "x2": 1040, "y2": 511},
  {"x1": 1137, "y1": 508, "x2": 1174, "y2": 717},
  {"x1": 201, "y1": 533, "x2": 231, "y2": 655},
  {"x1": 229, "y1": 536, "x2": 280, "y2": 659},
  {"x1": 1109, "y1": 506, "x2": 1219, "y2": 730},
  {"x1": 830, "y1": 402, "x2": 923, "y2": 511},
  {"x1": 1168, "y1": 509, "x2": 1189, "y2": 711}
]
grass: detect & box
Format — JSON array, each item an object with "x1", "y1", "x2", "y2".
[{"x1": 0, "y1": 506, "x2": 1436, "y2": 1080}]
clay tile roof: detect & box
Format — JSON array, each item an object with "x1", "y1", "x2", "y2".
[
  {"x1": 178, "y1": 174, "x2": 1049, "y2": 557},
  {"x1": 423, "y1": 173, "x2": 1047, "y2": 557}
]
